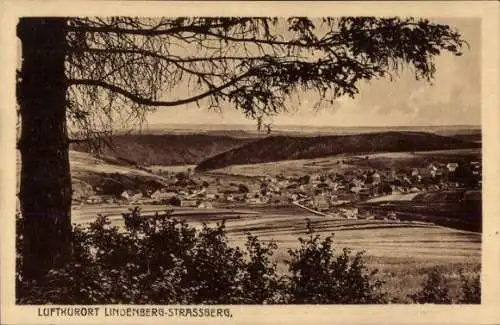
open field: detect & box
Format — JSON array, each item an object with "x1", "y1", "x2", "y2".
[
  {"x1": 210, "y1": 156, "x2": 349, "y2": 177},
  {"x1": 353, "y1": 148, "x2": 481, "y2": 170},
  {"x1": 72, "y1": 204, "x2": 481, "y2": 303}
]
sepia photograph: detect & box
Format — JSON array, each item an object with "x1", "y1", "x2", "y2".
[{"x1": 1, "y1": 1, "x2": 499, "y2": 324}]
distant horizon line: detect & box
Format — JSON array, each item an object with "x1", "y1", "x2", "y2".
[{"x1": 141, "y1": 123, "x2": 481, "y2": 128}]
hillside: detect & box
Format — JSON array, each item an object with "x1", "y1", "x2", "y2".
[
  {"x1": 71, "y1": 134, "x2": 254, "y2": 166},
  {"x1": 16, "y1": 150, "x2": 169, "y2": 202},
  {"x1": 196, "y1": 131, "x2": 481, "y2": 171}
]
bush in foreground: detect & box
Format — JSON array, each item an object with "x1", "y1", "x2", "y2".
[
  {"x1": 458, "y1": 271, "x2": 481, "y2": 304},
  {"x1": 285, "y1": 222, "x2": 386, "y2": 304},
  {"x1": 16, "y1": 211, "x2": 386, "y2": 304},
  {"x1": 16, "y1": 210, "x2": 480, "y2": 304},
  {"x1": 408, "y1": 267, "x2": 481, "y2": 304}
]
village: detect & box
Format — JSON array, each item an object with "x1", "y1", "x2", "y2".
[{"x1": 77, "y1": 155, "x2": 482, "y2": 222}]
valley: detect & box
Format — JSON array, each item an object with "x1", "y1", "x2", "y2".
[{"x1": 18, "y1": 127, "x2": 483, "y2": 302}]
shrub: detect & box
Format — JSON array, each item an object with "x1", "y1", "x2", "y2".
[
  {"x1": 409, "y1": 267, "x2": 452, "y2": 304},
  {"x1": 284, "y1": 220, "x2": 387, "y2": 304},
  {"x1": 239, "y1": 236, "x2": 283, "y2": 304},
  {"x1": 409, "y1": 267, "x2": 481, "y2": 304},
  {"x1": 458, "y1": 271, "x2": 481, "y2": 304},
  {"x1": 167, "y1": 196, "x2": 181, "y2": 206},
  {"x1": 238, "y1": 184, "x2": 249, "y2": 194}
]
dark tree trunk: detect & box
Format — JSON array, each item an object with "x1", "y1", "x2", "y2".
[{"x1": 17, "y1": 18, "x2": 72, "y2": 280}]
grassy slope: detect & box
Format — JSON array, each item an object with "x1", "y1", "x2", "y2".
[
  {"x1": 196, "y1": 131, "x2": 480, "y2": 171},
  {"x1": 70, "y1": 134, "x2": 254, "y2": 166},
  {"x1": 16, "y1": 150, "x2": 170, "y2": 201}
]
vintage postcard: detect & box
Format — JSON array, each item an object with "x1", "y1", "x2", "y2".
[{"x1": 1, "y1": 1, "x2": 499, "y2": 324}]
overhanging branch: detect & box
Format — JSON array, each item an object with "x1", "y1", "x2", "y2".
[
  {"x1": 69, "y1": 47, "x2": 283, "y2": 63},
  {"x1": 67, "y1": 71, "x2": 252, "y2": 107},
  {"x1": 67, "y1": 18, "x2": 250, "y2": 37},
  {"x1": 67, "y1": 24, "x2": 325, "y2": 48}
]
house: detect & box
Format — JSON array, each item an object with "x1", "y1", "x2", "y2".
[
  {"x1": 387, "y1": 211, "x2": 397, "y2": 220},
  {"x1": 278, "y1": 180, "x2": 290, "y2": 188},
  {"x1": 428, "y1": 184, "x2": 440, "y2": 191},
  {"x1": 340, "y1": 207, "x2": 358, "y2": 219},
  {"x1": 371, "y1": 172, "x2": 381, "y2": 185},
  {"x1": 102, "y1": 195, "x2": 115, "y2": 204},
  {"x1": 328, "y1": 211, "x2": 341, "y2": 218},
  {"x1": 86, "y1": 195, "x2": 103, "y2": 204},
  {"x1": 180, "y1": 199, "x2": 198, "y2": 207},
  {"x1": 206, "y1": 193, "x2": 217, "y2": 200},
  {"x1": 351, "y1": 178, "x2": 364, "y2": 188},
  {"x1": 313, "y1": 196, "x2": 330, "y2": 211},
  {"x1": 391, "y1": 185, "x2": 405, "y2": 194},
  {"x1": 358, "y1": 188, "x2": 371, "y2": 199},
  {"x1": 247, "y1": 196, "x2": 268, "y2": 204},
  {"x1": 330, "y1": 182, "x2": 340, "y2": 191},
  {"x1": 311, "y1": 173, "x2": 321, "y2": 183},
  {"x1": 350, "y1": 186, "x2": 362, "y2": 194},
  {"x1": 197, "y1": 202, "x2": 213, "y2": 209},
  {"x1": 330, "y1": 199, "x2": 351, "y2": 206},
  {"x1": 121, "y1": 190, "x2": 132, "y2": 200},
  {"x1": 268, "y1": 184, "x2": 281, "y2": 193},
  {"x1": 259, "y1": 196, "x2": 270, "y2": 204},
  {"x1": 446, "y1": 162, "x2": 459, "y2": 172},
  {"x1": 150, "y1": 190, "x2": 177, "y2": 200}
]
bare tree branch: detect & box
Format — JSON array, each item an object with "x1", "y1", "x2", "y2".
[{"x1": 67, "y1": 70, "x2": 252, "y2": 107}]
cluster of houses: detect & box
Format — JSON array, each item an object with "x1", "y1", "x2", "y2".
[
  {"x1": 78, "y1": 158, "x2": 482, "y2": 222},
  {"x1": 238, "y1": 159, "x2": 482, "y2": 216}
]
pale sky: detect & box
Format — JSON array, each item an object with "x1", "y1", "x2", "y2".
[{"x1": 146, "y1": 18, "x2": 481, "y2": 127}]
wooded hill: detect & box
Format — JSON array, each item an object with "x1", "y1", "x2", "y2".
[
  {"x1": 196, "y1": 131, "x2": 481, "y2": 171},
  {"x1": 71, "y1": 134, "x2": 253, "y2": 166}
]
